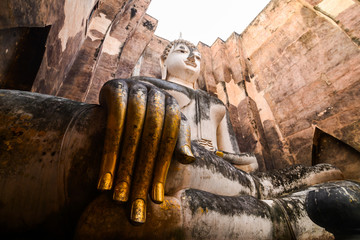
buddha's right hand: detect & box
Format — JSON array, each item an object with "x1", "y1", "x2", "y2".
[{"x1": 96, "y1": 79, "x2": 194, "y2": 224}]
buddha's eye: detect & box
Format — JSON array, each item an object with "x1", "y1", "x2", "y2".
[
  {"x1": 176, "y1": 49, "x2": 187, "y2": 54},
  {"x1": 195, "y1": 56, "x2": 201, "y2": 61}
]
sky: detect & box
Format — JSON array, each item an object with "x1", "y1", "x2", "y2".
[{"x1": 147, "y1": 0, "x2": 271, "y2": 46}]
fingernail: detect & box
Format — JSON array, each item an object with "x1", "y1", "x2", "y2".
[
  {"x1": 113, "y1": 181, "x2": 129, "y2": 202},
  {"x1": 152, "y1": 182, "x2": 164, "y2": 203},
  {"x1": 131, "y1": 199, "x2": 146, "y2": 224},
  {"x1": 97, "y1": 172, "x2": 112, "y2": 190},
  {"x1": 182, "y1": 145, "x2": 195, "y2": 164},
  {"x1": 215, "y1": 151, "x2": 224, "y2": 158}
]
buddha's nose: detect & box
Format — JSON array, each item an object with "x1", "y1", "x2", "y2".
[{"x1": 187, "y1": 53, "x2": 195, "y2": 62}]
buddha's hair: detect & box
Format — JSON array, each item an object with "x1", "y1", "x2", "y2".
[{"x1": 161, "y1": 39, "x2": 197, "y2": 61}]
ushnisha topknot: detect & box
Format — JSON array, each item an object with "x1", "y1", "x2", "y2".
[{"x1": 161, "y1": 39, "x2": 197, "y2": 61}]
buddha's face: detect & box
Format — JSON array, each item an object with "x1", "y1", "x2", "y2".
[{"x1": 164, "y1": 43, "x2": 201, "y2": 88}]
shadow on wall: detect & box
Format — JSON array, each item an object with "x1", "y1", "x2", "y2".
[
  {"x1": 0, "y1": 26, "x2": 51, "y2": 91},
  {"x1": 312, "y1": 127, "x2": 360, "y2": 181}
]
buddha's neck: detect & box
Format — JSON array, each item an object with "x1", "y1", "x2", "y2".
[{"x1": 167, "y1": 76, "x2": 194, "y2": 89}]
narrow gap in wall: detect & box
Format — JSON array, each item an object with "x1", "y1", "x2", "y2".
[
  {"x1": 0, "y1": 26, "x2": 51, "y2": 91},
  {"x1": 85, "y1": 0, "x2": 99, "y2": 36}
]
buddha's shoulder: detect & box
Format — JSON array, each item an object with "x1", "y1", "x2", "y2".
[
  {"x1": 130, "y1": 76, "x2": 226, "y2": 107},
  {"x1": 196, "y1": 89, "x2": 226, "y2": 107}
]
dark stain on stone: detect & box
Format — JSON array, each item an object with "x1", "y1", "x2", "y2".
[
  {"x1": 143, "y1": 20, "x2": 154, "y2": 31},
  {"x1": 196, "y1": 89, "x2": 225, "y2": 123},
  {"x1": 254, "y1": 164, "x2": 339, "y2": 197},
  {"x1": 94, "y1": 46, "x2": 100, "y2": 59},
  {"x1": 280, "y1": 197, "x2": 304, "y2": 221},
  {"x1": 301, "y1": 6, "x2": 318, "y2": 27},
  {"x1": 351, "y1": 37, "x2": 360, "y2": 46},
  {"x1": 130, "y1": 8, "x2": 137, "y2": 19},
  {"x1": 195, "y1": 92, "x2": 210, "y2": 122},
  {"x1": 265, "y1": 198, "x2": 294, "y2": 240},
  {"x1": 183, "y1": 188, "x2": 270, "y2": 218},
  {"x1": 245, "y1": 73, "x2": 251, "y2": 82},
  {"x1": 190, "y1": 142, "x2": 253, "y2": 189},
  {"x1": 89, "y1": 29, "x2": 103, "y2": 39}
]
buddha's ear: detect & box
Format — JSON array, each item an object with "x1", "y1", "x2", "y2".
[{"x1": 160, "y1": 56, "x2": 167, "y2": 80}]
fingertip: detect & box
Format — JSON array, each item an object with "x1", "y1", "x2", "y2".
[
  {"x1": 130, "y1": 199, "x2": 146, "y2": 224},
  {"x1": 179, "y1": 145, "x2": 195, "y2": 164},
  {"x1": 175, "y1": 143, "x2": 196, "y2": 164},
  {"x1": 215, "y1": 150, "x2": 224, "y2": 158},
  {"x1": 97, "y1": 172, "x2": 113, "y2": 190},
  {"x1": 151, "y1": 182, "x2": 164, "y2": 204}
]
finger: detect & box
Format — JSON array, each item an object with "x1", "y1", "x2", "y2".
[
  {"x1": 113, "y1": 83, "x2": 147, "y2": 202},
  {"x1": 97, "y1": 80, "x2": 128, "y2": 190},
  {"x1": 215, "y1": 151, "x2": 256, "y2": 165},
  {"x1": 130, "y1": 88, "x2": 165, "y2": 224},
  {"x1": 151, "y1": 96, "x2": 181, "y2": 203},
  {"x1": 174, "y1": 113, "x2": 195, "y2": 164}
]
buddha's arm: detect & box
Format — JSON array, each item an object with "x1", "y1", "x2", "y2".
[
  {"x1": 216, "y1": 110, "x2": 240, "y2": 154},
  {"x1": 216, "y1": 110, "x2": 259, "y2": 172}
]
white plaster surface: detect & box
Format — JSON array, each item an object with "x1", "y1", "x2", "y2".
[
  {"x1": 216, "y1": 82, "x2": 227, "y2": 104},
  {"x1": 245, "y1": 77, "x2": 276, "y2": 122},
  {"x1": 317, "y1": 0, "x2": 355, "y2": 18},
  {"x1": 58, "y1": 0, "x2": 97, "y2": 51},
  {"x1": 88, "y1": 13, "x2": 112, "y2": 41},
  {"x1": 102, "y1": 34, "x2": 123, "y2": 56},
  {"x1": 226, "y1": 78, "x2": 246, "y2": 107}
]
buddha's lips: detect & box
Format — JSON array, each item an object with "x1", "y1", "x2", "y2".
[{"x1": 185, "y1": 60, "x2": 197, "y2": 68}]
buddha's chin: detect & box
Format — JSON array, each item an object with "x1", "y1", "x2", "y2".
[{"x1": 184, "y1": 65, "x2": 199, "y2": 76}]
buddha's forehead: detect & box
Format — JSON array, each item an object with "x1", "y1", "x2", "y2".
[
  {"x1": 173, "y1": 43, "x2": 190, "y2": 50},
  {"x1": 172, "y1": 43, "x2": 198, "y2": 53}
]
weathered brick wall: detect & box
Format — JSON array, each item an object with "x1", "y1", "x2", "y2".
[
  {"x1": 31, "y1": 0, "x2": 99, "y2": 96},
  {"x1": 240, "y1": 0, "x2": 360, "y2": 168},
  {"x1": 3, "y1": 0, "x2": 157, "y2": 103},
  {"x1": 48, "y1": 0, "x2": 155, "y2": 103}
]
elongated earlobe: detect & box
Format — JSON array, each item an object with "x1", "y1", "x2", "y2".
[{"x1": 160, "y1": 57, "x2": 167, "y2": 80}]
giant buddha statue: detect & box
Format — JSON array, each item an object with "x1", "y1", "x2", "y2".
[{"x1": 0, "y1": 39, "x2": 359, "y2": 240}]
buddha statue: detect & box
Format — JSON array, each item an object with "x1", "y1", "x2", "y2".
[
  {"x1": 77, "y1": 40, "x2": 360, "y2": 239},
  {"x1": 0, "y1": 39, "x2": 359, "y2": 240}
]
